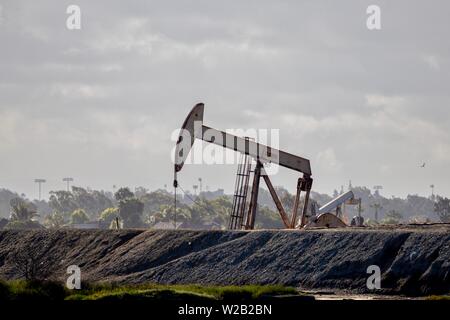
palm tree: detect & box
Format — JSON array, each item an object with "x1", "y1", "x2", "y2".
[{"x1": 10, "y1": 198, "x2": 38, "y2": 222}]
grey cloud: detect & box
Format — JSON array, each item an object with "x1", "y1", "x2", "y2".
[{"x1": 0, "y1": 0, "x2": 449, "y2": 199}]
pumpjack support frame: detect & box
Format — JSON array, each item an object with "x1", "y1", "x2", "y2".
[{"x1": 174, "y1": 103, "x2": 314, "y2": 229}]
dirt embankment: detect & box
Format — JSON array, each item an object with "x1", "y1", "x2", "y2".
[{"x1": 0, "y1": 226, "x2": 449, "y2": 296}]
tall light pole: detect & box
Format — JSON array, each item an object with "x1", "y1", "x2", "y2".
[
  {"x1": 373, "y1": 185, "x2": 383, "y2": 196},
  {"x1": 430, "y1": 184, "x2": 435, "y2": 199},
  {"x1": 198, "y1": 178, "x2": 203, "y2": 194},
  {"x1": 63, "y1": 177, "x2": 74, "y2": 192},
  {"x1": 34, "y1": 179, "x2": 46, "y2": 201},
  {"x1": 370, "y1": 203, "x2": 383, "y2": 222}
]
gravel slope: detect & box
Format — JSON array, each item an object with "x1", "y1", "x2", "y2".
[{"x1": 0, "y1": 227, "x2": 448, "y2": 296}]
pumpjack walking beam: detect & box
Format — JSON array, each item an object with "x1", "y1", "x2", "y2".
[{"x1": 174, "y1": 103, "x2": 313, "y2": 229}]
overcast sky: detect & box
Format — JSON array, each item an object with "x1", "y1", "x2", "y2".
[{"x1": 0, "y1": 0, "x2": 449, "y2": 200}]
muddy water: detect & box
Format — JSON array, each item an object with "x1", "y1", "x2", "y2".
[{"x1": 303, "y1": 290, "x2": 422, "y2": 300}]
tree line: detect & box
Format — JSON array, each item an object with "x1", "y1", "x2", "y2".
[{"x1": 0, "y1": 185, "x2": 449, "y2": 230}]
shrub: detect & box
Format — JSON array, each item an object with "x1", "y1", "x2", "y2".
[
  {"x1": 100, "y1": 207, "x2": 119, "y2": 225},
  {"x1": 44, "y1": 212, "x2": 66, "y2": 229},
  {"x1": 0, "y1": 280, "x2": 67, "y2": 301},
  {"x1": 70, "y1": 209, "x2": 89, "y2": 225},
  {"x1": 434, "y1": 196, "x2": 450, "y2": 223},
  {"x1": 7, "y1": 248, "x2": 50, "y2": 281}
]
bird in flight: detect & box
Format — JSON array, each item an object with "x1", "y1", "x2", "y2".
[{"x1": 419, "y1": 162, "x2": 426, "y2": 168}]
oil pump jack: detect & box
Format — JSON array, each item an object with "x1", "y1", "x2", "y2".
[{"x1": 173, "y1": 103, "x2": 346, "y2": 230}]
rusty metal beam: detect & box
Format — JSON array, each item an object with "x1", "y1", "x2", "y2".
[
  {"x1": 245, "y1": 161, "x2": 262, "y2": 230},
  {"x1": 298, "y1": 175, "x2": 313, "y2": 228},
  {"x1": 174, "y1": 103, "x2": 315, "y2": 230},
  {"x1": 174, "y1": 104, "x2": 312, "y2": 176},
  {"x1": 262, "y1": 174, "x2": 291, "y2": 228},
  {"x1": 290, "y1": 178, "x2": 302, "y2": 228}
]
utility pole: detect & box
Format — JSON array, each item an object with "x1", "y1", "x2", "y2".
[
  {"x1": 430, "y1": 184, "x2": 435, "y2": 199},
  {"x1": 370, "y1": 203, "x2": 382, "y2": 222},
  {"x1": 34, "y1": 179, "x2": 46, "y2": 201},
  {"x1": 193, "y1": 185, "x2": 198, "y2": 196},
  {"x1": 198, "y1": 178, "x2": 203, "y2": 195},
  {"x1": 63, "y1": 177, "x2": 74, "y2": 192}
]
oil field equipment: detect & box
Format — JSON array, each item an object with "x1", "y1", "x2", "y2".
[
  {"x1": 305, "y1": 190, "x2": 363, "y2": 228},
  {"x1": 173, "y1": 103, "x2": 349, "y2": 230}
]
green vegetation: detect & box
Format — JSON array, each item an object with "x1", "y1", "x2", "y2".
[
  {"x1": 434, "y1": 196, "x2": 450, "y2": 223},
  {"x1": 48, "y1": 187, "x2": 113, "y2": 220},
  {"x1": 3, "y1": 220, "x2": 43, "y2": 230},
  {"x1": 426, "y1": 295, "x2": 450, "y2": 300},
  {"x1": 0, "y1": 184, "x2": 446, "y2": 231},
  {"x1": 115, "y1": 187, "x2": 145, "y2": 228},
  {"x1": 381, "y1": 210, "x2": 403, "y2": 225},
  {"x1": 0, "y1": 280, "x2": 300, "y2": 301},
  {"x1": 70, "y1": 209, "x2": 89, "y2": 224},
  {"x1": 100, "y1": 207, "x2": 119, "y2": 225},
  {"x1": 9, "y1": 198, "x2": 38, "y2": 221},
  {"x1": 0, "y1": 280, "x2": 66, "y2": 301},
  {"x1": 4, "y1": 198, "x2": 42, "y2": 230},
  {"x1": 44, "y1": 212, "x2": 65, "y2": 229},
  {"x1": 69, "y1": 283, "x2": 298, "y2": 301}
]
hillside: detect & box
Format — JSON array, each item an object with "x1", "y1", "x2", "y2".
[{"x1": 0, "y1": 226, "x2": 449, "y2": 296}]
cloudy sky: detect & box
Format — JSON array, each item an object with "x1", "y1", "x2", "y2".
[{"x1": 0, "y1": 0, "x2": 449, "y2": 200}]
